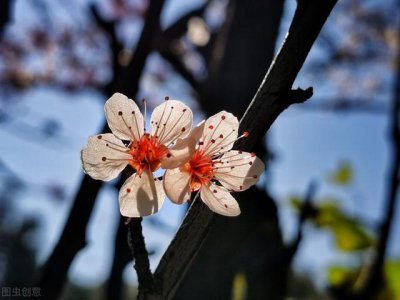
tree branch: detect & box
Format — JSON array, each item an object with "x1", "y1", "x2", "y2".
[
  {"x1": 151, "y1": 1, "x2": 338, "y2": 299},
  {"x1": 354, "y1": 20, "x2": 400, "y2": 300},
  {"x1": 286, "y1": 181, "x2": 318, "y2": 262},
  {"x1": 126, "y1": 218, "x2": 154, "y2": 299},
  {"x1": 157, "y1": 45, "x2": 202, "y2": 95}
]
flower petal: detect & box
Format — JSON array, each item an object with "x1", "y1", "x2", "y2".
[
  {"x1": 151, "y1": 100, "x2": 193, "y2": 145},
  {"x1": 213, "y1": 150, "x2": 264, "y2": 191},
  {"x1": 200, "y1": 111, "x2": 239, "y2": 156},
  {"x1": 119, "y1": 171, "x2": 165, "y2": 217},
  {"x1": 163, "y1": 168, "x2": 191, "y2": 204},
  {"x1": 189, "y1": 120, "x2": 205, "y2": 142},
  {"x1": 81, "y1": 133, "x2": 131, "y2": 181},
  {"x1": 161, "y1": 137, "x2": 196, "y2": 169},
  {"x1": 200, "y1": 183, "x2": 240, "y2": 217},
  {"x1": 105, "y1": 93, "x2": 144, "y2": 141}
]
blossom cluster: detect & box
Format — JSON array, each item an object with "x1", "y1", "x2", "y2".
[{"x1": 81, "y1": 93, "x2": 264, "y2": 217}]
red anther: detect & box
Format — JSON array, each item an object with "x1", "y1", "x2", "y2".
[
  {"x1": 221, "y1": 115, "x2": 226, "y2": 120},
  {"x1": 142, "y1": 98, "x2": 146, "y2": 103},
  {"x1": 165, "y1": 96, "x2": 170, "y2": 100},
  {"x1": 251, "y1": 152, "x2": 256, "y2": 157},
  {"x1": 243, "y1": 131, "x2": 249, "y2": 137}
]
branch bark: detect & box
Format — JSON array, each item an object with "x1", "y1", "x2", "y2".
[
  {"x1": 126, "y1": 218, "x2": 154, "y2": 299},
  {"x1": 152, "y1": 1, "x2": 338, "y2": 299}
]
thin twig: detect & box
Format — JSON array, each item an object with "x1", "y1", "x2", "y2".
[
  {"x1": 286, "y1": 181, "x2": 318, "y2": 262},
  {"x1": 126, "y1": 218, "x2": 154, "y2": 298}
]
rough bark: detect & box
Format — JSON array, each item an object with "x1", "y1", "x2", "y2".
[{"x1": 176, "y1": 0, "x2": 286, "y2": 299}]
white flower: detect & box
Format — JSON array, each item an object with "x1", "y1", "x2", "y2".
[
  {"x1": 81, "y1": 93, "x2": 194, "y2": 217},
  {"x1": 163, "y1": 111, "x2": 265, "y2": 217}
]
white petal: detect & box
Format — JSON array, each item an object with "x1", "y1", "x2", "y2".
[
  {"x1": 163, "y1": 168, "x2": 191, "y2": 204},
  {"x1": 161, "y1": 137, "x2": 196, "y2": 169},
  {"x1": 81, "y1": 133, "x2": 131, "y2": 181},
  {"x1": 200, "y1": 183, "x2": 240, "y2": 217},
  {"x1": 189, "y1": 120, "x2": 205, "y2": 142},
  {"x1": 105, "y1": 93, "x2": 144, "y2": 141},
  {"x1": 214, "y1": 150, "x2": 265, "y2": 191},
  {"x1": 119, "y1": 171, "x2": 165, "y2": 217},
  {"x1": 150, "y1": 100, "x2": 193, "y2": 145},
  {"x1": 200, "y1": 111, "x2": 239, "y2": 156}
]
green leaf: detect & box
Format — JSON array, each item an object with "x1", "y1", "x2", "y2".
[
  {"x1": 384, "y1": 260, "x2": 400, "y2": 299},
  {"x1": 314, "y1": 201, "x2": 342, "y2": 227},
  {"x1": 327, "y1": 265, "x2": 359, "y2": 288},
  {"x1": 232, "y1": 272, "x2": 247, "y2": 300},
  {"x1": 288, "y1": 196, "x2": 303, "y2": 212},
  {"x1": 328, "y1": 162, "x2": 353, "y2": 186},
  {"x1": 331, "y1": 220, "x2": 373, "y2": 251}
]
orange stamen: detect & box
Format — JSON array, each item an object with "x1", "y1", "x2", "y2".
[
  {"x1": 180, "y1": 151, "x2": 214, "y2": 191},
  {"x1": 128, "y1": 134, "x2": 169, "y2": 175}
]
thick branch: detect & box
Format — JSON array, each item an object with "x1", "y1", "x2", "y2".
[{"x1": 152, "y1": 1, "x2": 337, "y2": 299}]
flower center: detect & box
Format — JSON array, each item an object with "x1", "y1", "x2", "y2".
[
  {"x1": 128, "y1": 133, "x2": 169, "y2": 175},
  {"x1": 180, "y1": 151, "x2": 214, "y2": 191}
]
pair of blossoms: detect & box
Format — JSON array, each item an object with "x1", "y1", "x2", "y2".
[{"x1": 81, "y1": 93, "x2": 264, "y2": 217}]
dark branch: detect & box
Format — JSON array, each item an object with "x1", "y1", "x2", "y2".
[
  {"x1": 354, "y1": 23, "x2": 400, "y2": 300},
  {"x1": 160, "y1": 1, "x2": 210, "y2": 42},
  {"x1": 126, "y1": 218, "x2": 154, "y2": 298},
  {"x1": 285, "y1": 87, "x2": 313, "y2": 104},
  {"x1": 152, "y1": 1, "x2": 338, "y2": 299},
  {"x1": 286, "y1": 181, "x2": 318, "y2": 261},
  {"x1": 116, "y1": 0, "x2": 166, "y2": 98},
  {"x1": 157, "y1": 45, "x2": 202, "y2": 95}
]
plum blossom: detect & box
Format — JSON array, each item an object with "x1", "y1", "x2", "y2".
[
  {"x1": 163, "y1": 111, "x2": 265, "y2": 216},
  {"x1": 81, "y1": 93, "x2": 194, "y2": 217}
]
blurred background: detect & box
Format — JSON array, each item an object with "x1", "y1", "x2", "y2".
[{"x1": 0, "y1": 0, "x2": 399, "y2": 299}]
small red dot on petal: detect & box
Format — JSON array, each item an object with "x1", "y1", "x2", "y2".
[
  {"x1": 213, "y1": 189, "x2": 217, "y2": 193},
  {"x1": 224, "y1": 204, "x2": 228, "y2": 208},
  {"x1": 126, "y1": 188, "x2": 131, "y2": 193},
  {"x1": 118, "y1": 111, "x2": 123, "y2": 116},
  {"x1": 97, "y1": 135, "x2": 102, "y2": 139},
  {"x1": 102, "y1": 157, "x2": 107, "y2": 161},
  {"x1": 181, "y1": 127, "x2": 186, "y2": 132},
  {"x1": 249, "y1": 162, "x2": 253, "y2": 165},
  {"x1": 209, "y1": 125, "x2": 214, "y2": 129},
  {"x1": 167, "y1": 153, "x2": 172, "y2": 158},
  {"x1": 219, "y1": 134, "x2": 223, "y2": 138},
  {"x1": 221, "y1": 115, "x2": 226, "y2": 120},
  {"x1": 253, "y1": 175, "x2": 258, "y2": 179},
  {"x1": 211, "y1": 139, "x2": 216, "y2": 143}
]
